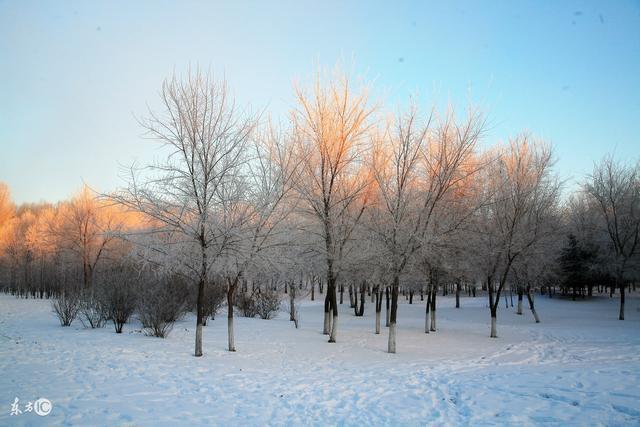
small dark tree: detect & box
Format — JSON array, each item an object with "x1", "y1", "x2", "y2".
[{"x1": 558, "y1": 234, "x2": 595, "y2": 300}]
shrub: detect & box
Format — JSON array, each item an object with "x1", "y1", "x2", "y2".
[
  {"x1": 52, "y1": 288, "x2": 81, "y2": 326},
  {"x1": 98, "y1": 267, "x2": 139, "y2": 333},
  {"x1": 235, "y1": 290, "x2": 258, "y2": 318},
  {"x1": 236, "y1": 288, "x2": 281, "y2": 319},
  {"x1": 138, "y1": 274, "x2": 190, "y2": 338},
  {"x1": 255, "y1": 288, "x2": 281, "y2": 320},
  {"x1": 78, "y1": 289, "x2": 107, "y2": 329}
]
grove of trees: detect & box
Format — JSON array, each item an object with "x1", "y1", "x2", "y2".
[{"x1": 1, "y1": 68, "x2": 638, "y2": 356}]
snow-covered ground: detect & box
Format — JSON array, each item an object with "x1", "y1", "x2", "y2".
[{"x1": 1, "y1": 292, "x2": 639, "y2": 426}]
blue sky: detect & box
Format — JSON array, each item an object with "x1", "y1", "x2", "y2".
[{"x1": 1, "y1": 0, "x2": 639, "y2": 204}]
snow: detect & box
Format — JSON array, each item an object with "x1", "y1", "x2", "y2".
[{"x1": 1, "y1": 292, "x2": 639, "y2": 426}]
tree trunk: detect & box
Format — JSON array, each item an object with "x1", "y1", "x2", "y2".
[
  {"x1": 329, "y1": 279, "x2": 338, "y2": 343},
  {"x1": 409, "y1": 290, "x2": 413, "y2": 304},
  {"x1": 490, "y1": 311, "x2": 497, "y2": 338},
  {"x1": 289, "y1": 282, "x2": 296, "y2": 322},
  {"x1": 195, "y1": 243, "x2": 207, "y2": 357},
  {"x1": 526, "y1": 287, "x2": 540, "y2": 323},
  {"x1": 227, "y1": 280, "x2": 236, "y2": 352},
  {"x1": 488, "y1": 279, "x2": 498, "y2": 338},
  {"x1": 323, "y1": 292, "x2": 332, "y2": 335},
  {"x1": 385, "y1": 286, "x2": 390, "y2": 327},
  {"x1": 357, "y1": 283, "x2": 365, "y2": 316},
  {"x1": 375, "y1": 287, "x2": 382, "y2": 334},
  {"x1": 424, "y1": 286, "x2": 431, "y2": 334},
  {"x1": 388, "y1": 276, "x2": 399, "y2": 353},
  {"x1": 349, "y1": 285, "x2": 355, "y2": 308},
  {"x1": 455, "y1": 282, "x2": 460, "y2": 308},
  {"x1": 311, "y1": 278, "x2": 315, "y2": 301},
  {"x1": 195, "y1": 292, "x2": 204, "y2": 356},
  {"x1": 82, "y1": 256, "x2": 91, "y2": 289},
  {"x1": 619, "y1": 282, "x2": 625, "y2": 321},
  {"x1": 339, "y1": 285, "x2": 344, "y2": 304},
  {"x1": 517, "y1": 288, "x2": 523, "y2": 315},
  {"x1": 353, "y1": 286, "x2": 358, "y2": 315},
  {"x1": 430, "y1": 286, "x2": 436, "y2": 332}
]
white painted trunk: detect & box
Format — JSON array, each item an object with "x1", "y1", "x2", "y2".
[
  {"x1": 195, "y1": 323, "x2": 203, "y2": 357},
  {"x1": 228, "y1": 316, "x2": 235, "y2": 351},
  {"x1": 490, "y1": 316, "x2": 497, "y2": 338},
  {"x1": 375, "y1": 311, "x2": 381, "y2": 334},
  {"x1": 388, "y1": 322, "x2": 397, "y2": 353},
  {"x1": 531, "y1": 308, "x2": 540, "y2": 323},
  {"x1": 329, "y1": 315, "x2": 338, "y2": 342},
  {"x1": 323, "y1": 308, "x2": 332, "y2": 335},
  {"x1": 424, "y1": 309, "x2": 430, "y2": 334},
  {"x1": 430, "y1": 309, "x2": 436, "y2": 332},
  {"x1": 517, "y1": 300, "x2": 523, "y2": 315}
]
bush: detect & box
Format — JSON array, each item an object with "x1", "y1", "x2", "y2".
[
  {"x1": 98, "y1": 267, "x2": 139, "y2": 333},
  {"x1": 255, "y1": 288, "x2": 281, "y2": 320},
  {"x1": 235, "y1": 290, "x2": 258, "y2": 318},
  {"x1": 236, "y1": 288, "x2": 281, "y2": 319},
  {"x1": 78, "y1": 289, "x2": 107, "y2": 329},
  {"x1": 138, "y1": 274, "x2": 190, "y2": 338},
  {"x1": 52, "y1": 288, "x2": 81, "y2": 326}
]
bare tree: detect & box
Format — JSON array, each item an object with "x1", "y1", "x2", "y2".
[
  {"x1": 472, "y1": 135, "x2": 560, "y2": 338},
  {"x1": 291, "y1": 69, "x2": 374, "y2": 343},
  {"x1": 217, "y1": 122, "x2": 299, "y2": 351},
  {"x1": 56, "y1": 186, "x2": 124, "y2": 288},
  {"x1": 584, "y1": 156, "x2": 640, "y2": 320},
  {"x1": 111, "y1": 70, "x2": 256, "y2": 356},
  {"x1": 370, "y1": 105, "x2": 484, "y2": 353}
]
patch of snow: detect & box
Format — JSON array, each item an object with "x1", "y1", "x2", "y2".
[{"x1": 1, "y1": 294, "x2": 639, "y2": 425}]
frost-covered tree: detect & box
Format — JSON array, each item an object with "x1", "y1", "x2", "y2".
[
  {"x1": 291, "y1": 69, "x2": 374, "y2": 343},
  {"x1": 471, "y1": 135, "x2": 560, "y2": 338},
  {"x1": 111, "y1": 70, "x2": 257, "y2": 357},
  {"x1": 584, "y1": 157, "x2": 640, "y2": 320},
  {"x1": 369, "y1": 105, "x2": 484, "y2": 353}
]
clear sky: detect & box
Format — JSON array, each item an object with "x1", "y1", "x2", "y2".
[{"x1": 1, "y1": 0, "x2": 639, "y2": 204}]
